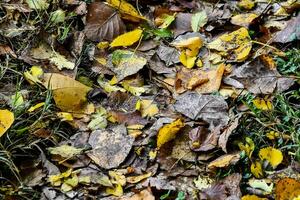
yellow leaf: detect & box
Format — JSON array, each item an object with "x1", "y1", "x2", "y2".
[
  {"x1": 49, "y1": 53, "x2": 75, "y2": 70},
  {"x1": 61, "y1": 182, "x2": 73, "y2": 192},
  {"x1": 110, "y1": 29, "x2": 143, "y2": 47},
  {"x1": 48, "y1": 144, "x2": 83, "y2": 158},
  {"x1": 231, "y1": 13, "x2": 258, "y2": 27},
  {"x1": 126, "y1": 172, "x2": 152, "y2": 184},
  {"x1": 121, "y1": 81, "x2": 146, "y2": 96},
  {"x1": 266, "y1": 131, "x2": 280, "y2": 140},
  {"x1": 238, "y1": 137, "x2": 255, "y2": 158},
  {"x1": 259, "y1": 147, "x2": 283, "y2": 168},
  {"x1": 207, "y1": 153, "x2": 240, "y2": 169},
  {"x1": 253, "y1": 98, "x2": 273, "y2": 110},
  {"x1": 251, "y1": 161, "x2": 264, "y2": 178},
  {"x1": 157, "y1": 119, "x2": 184, "y2": 149},
  {"x1": 275, "y1": 178, "x2": 300, "y2": 200},
  {"x1": 248, "y1": 179, "x2": 273, "y2": 194},
  {"x1": 241, "y1": 195, "x2": 268, "y2": 200},
  {"x1": 106, "y1": 184, "x2": 123, "y2": 197},
  {"x1": 207, "y1": 27, "x2": 252, "y2": 62},
  {"x1": 137, "y1": 99, "x2": 159, "y2": 117},
  {"x1": 109, "y1": 171, "x2": 126, "y2": 186},
  {"x1": 0, "y1": 110, "x2": 14, "y2": 138},
  {"x1": 95, "y1": 57, "x2": 107, "y2": 65},
  {"x1": 238, "y1": 0, "x2": 255, "y2": 10},
  {"x1": 173, "y1": 37, "x2": 203, "y2": 57},
  {"x1": 149, "y1": 150, "x2": 157, "y2": 160},
  {"x1": 28, "y1": 102, "x2": 45, "y2": 112},
  {"x1": 57, "y1": 112, "x2": 74, "y2": 121},
  {"x1": 97, "y1": 41, "x2": 109, "y2": 49},
  {"x1": 179, "y1": 52, "x2": 197, "y2": 68},
  {"x1": 24, "y1": 66, "x2": 43, "y2": 85},
  {"x1": 106, "y1": 0, "x2": 146, "y2": 22}
]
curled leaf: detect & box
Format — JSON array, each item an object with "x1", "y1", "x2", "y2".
[
  {"x1": 157, "y1": 119, "x2": 184, "y2": 149},
  {"x1": 259, "y1": 147, "x2": 283, "y2": 168}
]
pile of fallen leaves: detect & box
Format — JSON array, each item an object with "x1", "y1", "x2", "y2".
[{"x1": 0, "y1": 0, "x2": 299, "y2": 199}]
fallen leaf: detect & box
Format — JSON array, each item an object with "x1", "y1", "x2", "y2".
[
  {"x1": 26, "y1": 0, "x2": 49, "y2": 10},
  {"x1": 189, "y1": 126, "x2": 220, "y2": 152},
  {"x1": 179, "y1": 52, "x2": 197, "y2": 68},
  {"x1": 88, "y1": 125, "x2": 134, "y2": 169},
  {"x1": 248, "y1": 178, "x2": 273, "y2": 194},
  {"x1": 191, "y1": 11, "x2": 208, "y2": 32},
  {"x1": 24, "y1": 66, "x2": 43, "y2": 85},
  {"x1": 156, "y1": 118, "x2": 184, "y2": 149},
  {"x1": 84, "y1": 2, "x2": 125, "y2": 42},
  {"x1": 106, "y1": 0, "x2": 146, "y2": 22},
  {"x1": 224, "y1": 57, "x2": 294, "y2": 94},
  {"x1": 110, "y1": 29, "x2": 143, "y2": 47},
  {"x1": 259, "y1": 147, "x2": 283, "y2": 168},
  {"x1": 106, "y1": 50, "x2": 147, "y2": 81},
  {"x1": 208, "y1": 153, "x2": 240, "y2": 169},
  {"x1": 266, "y1": 131, "x2": 280, "y2": 140},
  {"x1": 238, "y1": 0, "x2": 255, "y2": 10},
  {"x1": 156, "y1": 45, "x2": 180, "y2": 66},
  {"x1": 253, "y1": 98, "x2": 273, "y2": 110},
  {"x1": 241, "y1": 195, "x2": 268, "y2": 200},
  {"x1": 56, "y1": 112, "x2": 73, "y2": 121},
  {"x1": 88, "y1": 112, "x2": 107, "y2": 131},
  {"x1": 251, "y1": 161, "x2": 264, "y2": 178},
  {"x1": 136, "y1": 99, "x2": 159, "y2": 118},
  {"x1": 174, "y1": 92, "x2": 229, "y2": 130},
  {"x1": 0, "y1": 110, "x2": 14, "y2": 138},
  {"x1": 126, "y1": 172, "x2": 152, "y2": 184},
  {"x1": 106, "y1": 183, "x2": 123, "y2": 197},
  {"x1": 273, "y1": 14, "x2": 300, "y2": 43},
  {"x1": 121, "y1": 188, "x2": 155, "y2": 200},
  {"x1": 231, "y1": 13, "x2": 258, "y2": 27},
  {"x1": 275, "y1": 178, "x2": 300, "y2": 200},
  {"x1": 0, "y1": 45, "x2": 17, "y2": 58},
  {"x1": 238, "y1": 137, "x2": 255, "y2": 158},
  {"x1": 207, "y1": 27, "x2": 252, "y2": 62},
  {"x1": 48, "y1": 145, "x2": 83, "y2": 158},
  {"x1": 108, "y1": 110, "x2": 148, "y2": 126}
]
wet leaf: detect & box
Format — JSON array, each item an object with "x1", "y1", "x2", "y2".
[
  {"x1": 110, "y1": 29, "x2": 143, "y2": 47},
  {"x1": 106, "y1": 0, "x2": 146, "y2": 22},
  {"x1": 0, "y1": 110, "x2": 14, "y2": 138},
  {"x1": 275, "y1": 178, "x2": 300, "y2": 200},
  {"x1": 259, "y1": 147, "x2": 283, "y2": 168},
  {"x1": 191, "y1": 11, "x2": 208, "y2": 32},
  {"x1": 207, "y1": 153, "x2": 240, "y2": 169},
  {"x1": 156, "y1": 119, "x2": 184, "y2": 149},
  {"x1": 48, "y1": 145, "x2": 83, "y2": 158}
]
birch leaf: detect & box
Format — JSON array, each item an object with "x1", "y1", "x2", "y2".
[
  {"x1": 110, "y1": 29, "x2": 143, "y2": 47},
  {"x1": 0, "y1": 110, "x2": 14, "y2": 138},
  {"x1": 191, "y1": 11, "x2": 208, "y2": 32}
]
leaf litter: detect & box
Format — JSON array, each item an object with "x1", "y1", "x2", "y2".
[{"x1": 0, "y1": 0, "x2": 299, "y2": 199}]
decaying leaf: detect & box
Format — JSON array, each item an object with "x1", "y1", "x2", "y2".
[
  {"x1": 88, "y1": 125, "x2": 134, "y2": 169},
  {"x1": 273, "y1": 14, "x2": 300, "y2": 43},
  {"x1": 106, "y1": 0, "x2": 146, "y2": 22},
  {"x1": 26, "y1": 0, "x2": 49, "y2": 10},
  {"x1": 191, "y1": 11, "x2": 208, "y2": 32},
  {"x1": 0, "y1": 110, "x2": 14, "y2": 138},
  {"x1": 110, "y1": 29, "x2": 143, "y2": 47},
  {"x1": 231, "y1": 13, "x2": 258, "y2": 27},
  {"x1": 84, "y1": 2, "x2": 125, "y2": 42},
  {"x1": 207, "y1": 27, "x2": 252, "y2": 62},
  {"x1": 207, "y1": 153, "x2": 240, "y2": 169},
  {"x1": 174, "y1": 92, "x2": 229, "y2": 130},
  {"x1": 156, "y1": 45, "x2": 180, "y2": 66},
  {"x1": 121, "y1": 188, "x2": 155, "y2": 200},
  {"x1": 136, "y1": 99, "x2": 159, "y2": 118},
  {"x1": 248, "y1": 178, "x2": 273, "y2": 194},
  {"x1": 106, "y1": 50, "x2": 147, "y2": 81},
  {"x1": 238, "y1": 137, "x2": 255, "y2": 158},
  {"x1": 156, "y1": 118, "x2": 184, "y2": 149},
  {"x1": 258, "y1": 147, "x2": 283, "y2": 168},
  {"x1": 251, "y1": 161, "x2": 264, "y2": 178},
  {"x1": 241, "y1": 195, "x2": 267, "y2": 200},
  {"x1": 126, "y1": 172, "x2": 152, "y2": 184},
  {"x1": 48, "y1": 145, "x2": 83, "y2": 158},
  {"x1": 275, "y1": 178, "x2": 300, "y2": 200},
  {"x1": 106, "y1": 183, "x2": 123, "y2": 197}
]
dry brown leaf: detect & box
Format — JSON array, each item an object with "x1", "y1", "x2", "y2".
[
  {"x1": 84, "y1": 2, "x2": 125, "y2": 42},
  {"x1": 121, "y1": 188, "x2": 155, "y2": 200},
  {"x1": 275, "y1": 178, "x2": 300, "y2": 200},
  {"x1": 208, "y1": 153, "x2": 240, "y2": 169}
]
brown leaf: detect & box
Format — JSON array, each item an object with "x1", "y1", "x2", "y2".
[
  {"x1": 224, "y1": 57, "x2": 294, "y2": 94},
  {"x1": 189, "y1": 126, "x2": 220, "y2": 152},
  {"x1": 174, "y1": 92, "x2": 229, "y2": 130},
  {"x1": 87, "y1": 124, "x2": 134, "y2": 169},
  {"x1": 156, "y1": 45, "x2": 180, "y2": 66},
  {"x1": 273, "y1": 14, "x2": 300, "y2": 43},
  {"x1": 121, "y1": 188, "x2": 155, "y2": 200},
  {"x1": 108, "y1": 110, "x2": 148, "y2": 125},
  {"x1": 218, "y1": 114, "x2": 242, "y2": 153},
  {"x1": 0, "y1": 45, "x2": 17, "y2": 58},
  {"x1": 172, "y1": 13, "x2": 192, "y2": 36},
  {"x1": 84, "y1": 2, "x2": 125, "y2": 42},
  {"x1": 207, "y1": 153, "x2": 240, "y2": 169}
]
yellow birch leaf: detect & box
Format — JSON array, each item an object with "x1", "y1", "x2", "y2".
[
  {"x1": 251, "y1": 161, "x2": 264, "y2": 178},
  {"x1": 106, "y1": 0, "x2": 146, "y2": 22},
  {"x1": 110, "y1": 29, "x2": 143, "y2": 47},
  {"x1": 207, "y1": 153, "x2": 240, "y2": 169},
  {"x1": 106, "y1": 184, "x2": 123, "y2": 197},
  {"x1": 97, "y1": 41, "x2": 109, "y2": 49},
  {"x1": 126, "y1": 172, "x2": 152, "y2": 184},
  {"x1": 28, "y1": 102, "x2": 45, "y2": 112},
  {"x1": 241, "y1": 195, "x2": 268, "y2": 200},
  {"x1": 157, "y1": 119, "x2": 184, "y2": 149},
  {"x1": 173, "y1": 37, "x2": 203, "y2": 57},
  {"x1": 24, "y1": 66, "x2": 43, "y2": 85},
  {"x1": 253, "y1": 98, "x2": 273, "y2": 110},
  {"x1": 179, "y1": 52, "x2": 197, "y2": 68},
  {"x1": 57, "y1": 112, "x2": 74, "y2": 121},
  {"x1": 138, "y1": 99, "x2": 159, "y2": 117},
  {"x1": 259, "y1": 147, "x2": 283, "y2": 168},
  {"x1": 231, "y1": 13, "x2": 258, "y2": 27},
  {"x1": 48, "y1": 145, "x2": 83, "y2": 158},
  {"x1": 0, "y1": 110, "x2": 14, "y2": 138},
  {"x1": 238, "y1": 0, "x2": 255, "y2": 10}
]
